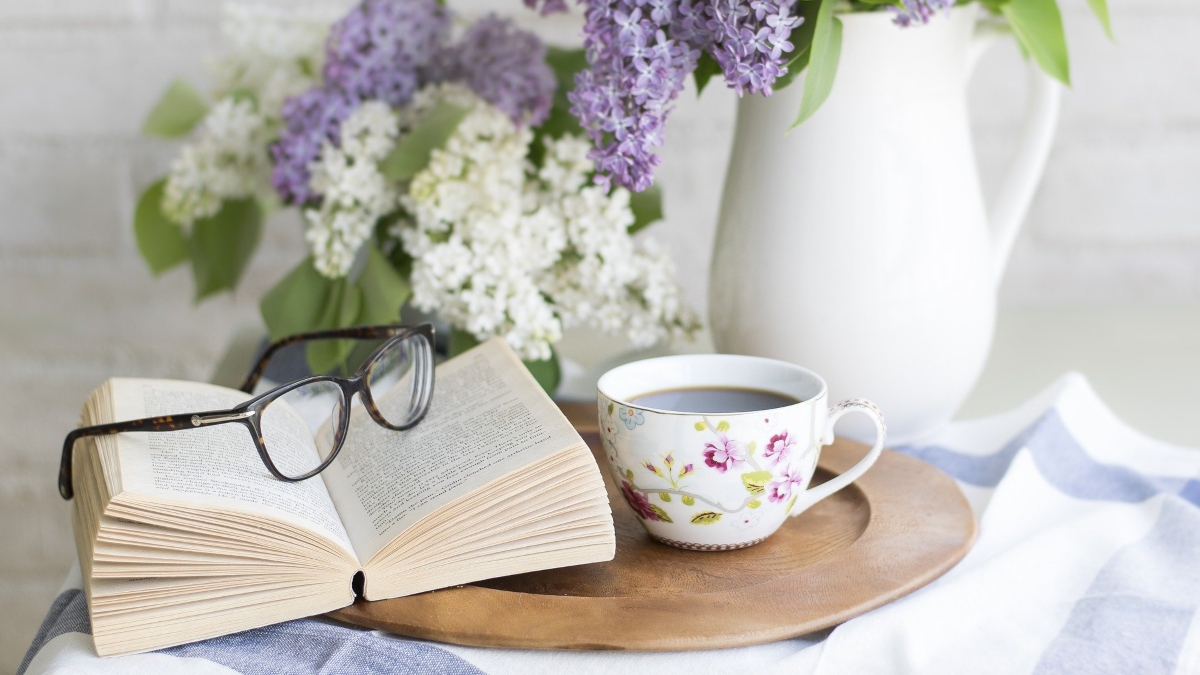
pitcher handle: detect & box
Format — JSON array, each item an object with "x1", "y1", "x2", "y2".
[
  {"x1": 968, "y1": 17, "x2": 1061, "y2": 288},
  {"x1": 789, "y1": 400, "x2": 887, "y2": 517}
]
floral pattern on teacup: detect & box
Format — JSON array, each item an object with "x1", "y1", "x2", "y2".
[
  {"x1": 762, "y1": 430, "x2": 797, "y2": 466},
  {"x1": 598, "y1": 401, "x2": 624, "y2": 464},
  {"x1": 617, "y1": 406, "x2": 644, "y2": 429},
  {"x1": 620, "y1": 480, "x2": 671, "y2": 522},
  {"x1": 768, "y1": 464, "x2": 806, "y2": 503},
  {"x1": 730, "y1": 510, "x2": 761, "y2": 529},
  {"x1": 641, "y1": 453, "x2": 695, "y2": 489},
  {"x1": 598, "y1": 395, "x2": 821, "y2": 541},
  {"x1": 702, "y1": 433, "x2": 747, "y2": 473},
  {"x1": 602, "y1": 402, "x2": 807, "y2": 525}
]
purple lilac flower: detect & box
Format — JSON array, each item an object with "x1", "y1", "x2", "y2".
[
  {"x1": 569, "y1": 0, "x2": 700, "y2": 192},
  {"x1": 274, "y1": 1, "x2": 563, "y2": 205},
  {"x1": 687, "y1": 0, "x2": 801, "y2": 97},
  {"x1": 527, "y1": 0, "x2": 801, "y2": 192},
  {"x1": 271, "y1": 87, "x2": 357, "y2": 205},
  {"x1": 890, "y1": 0, "x2": 953, "y2": 26},
  {"x1": 524, "y1": 0, "x2": 569, "y2": 15},
  {"x1": 272, "y1": 0, "x2": 448, "y2": 205},
  {"x1": 429, "y1": 15, "x2": 556, "y2": 126},
  {"x1": 324, "y1": 0, "x2": 450, "y2": 107}
]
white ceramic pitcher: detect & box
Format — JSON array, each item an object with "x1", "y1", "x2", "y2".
[{"x1": 708, "y1": 8, "x2": 1059, "y2": 444}]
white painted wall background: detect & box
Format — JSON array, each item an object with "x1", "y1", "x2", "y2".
[{"x1": 0, "y1": 0, "x2": 1195, "y2": 668}]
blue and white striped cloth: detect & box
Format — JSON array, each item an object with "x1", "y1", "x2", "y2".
[{"x1": 20, "y1": 374, "x2": 1200, "y2": 675}]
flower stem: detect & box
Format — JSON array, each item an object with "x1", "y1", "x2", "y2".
[{"x1": 628, "y1": 486, "x2": 759, "y2": 513}]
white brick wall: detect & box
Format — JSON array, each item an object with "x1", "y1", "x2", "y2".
[
  {"x1": 974, "y1": 2, "x2": 1200, "y2": 303},
  {"x1": 0, "y1": 0, "x2": 1196, "y2": 669}
]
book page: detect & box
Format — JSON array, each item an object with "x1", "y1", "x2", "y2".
[
  {"x1": 108, "y1": 378, "x2": 355, "y2": 558},
  {"x1": 320, "y1": 339, "x2": 585, "y2": 562}
]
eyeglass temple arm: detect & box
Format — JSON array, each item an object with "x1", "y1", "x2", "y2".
[
  {"x1": 58, "y1": 410, "x2": 245, "y2": 500},
  {"x1": 238, "y1": 324, "x2": 424, "y2": 394}
]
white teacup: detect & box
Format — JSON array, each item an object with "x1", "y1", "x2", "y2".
[{"x1": 597, "y1": 354, "x2": 886, "y2": 551}]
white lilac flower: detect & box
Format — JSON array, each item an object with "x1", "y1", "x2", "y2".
[
  {"x1": 400, "y1": 85, "x2": 564, "y2": 361},
  {"x1": 304, "y1": 101, "x2": 401, "y2": 278},
  {"x1": 398, "y1": 84, "x2": 697, "y2": 360},
  {"x1": 209, "y1": 3, "x2": 340, "y2": 117},
  {"x1": 538, "y1": 135, "x2": 699, "y2": 349},
  {"x1": 162, "y1": 98, "x2": 271, "y2": 226}
]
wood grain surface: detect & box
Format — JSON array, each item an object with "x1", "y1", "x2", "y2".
[{"x1": 328, "y1": 402, "x2": 976, "y2": 651}]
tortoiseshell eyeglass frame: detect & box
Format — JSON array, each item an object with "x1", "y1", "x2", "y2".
[{"x1": 58, "y1": 323, "x2": 435, "y2": 500}]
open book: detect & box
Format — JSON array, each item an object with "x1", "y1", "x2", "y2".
[{"x1": 70, "y1": 338, "x2": 615, "y2": 656}]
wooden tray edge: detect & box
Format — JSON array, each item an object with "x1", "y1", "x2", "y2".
[{"x1": 329, "y1": 437, "x2": 977, "y2": 651}]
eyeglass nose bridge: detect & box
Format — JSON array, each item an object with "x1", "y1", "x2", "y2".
[{"x1": 357, "y1": 383, "x2": 405, "y2": 432}]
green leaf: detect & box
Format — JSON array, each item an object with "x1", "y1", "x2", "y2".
[
  {"x1": 690, "y1": 511, "x2": 722, "y2": 525},
  {"x1": 625, "y1": 469, "x2": 634, "y2": 480},
  {"x1": 608, "y1": 402, "x2": 615, "y2": 416},
  {"x1": 791, "y1": 0, "x2": 843, "y2": 129},
  {"x1": 648, "y1": 504, "x2": 673, "y2": 523},
  {"x1": 449, "y1": 328, "x2": 481, "y2": 357},
  {"x1": 693, "y1": 51, "x2": 722, "y2": 95},
  {"x1": 546, "y1": 47, "x2": 588, "y2": 109},
  {"x1": 1085, "y1": 0, "x2": 1112, "y2": 40},
  {"x1": 226, "y1": 88, "x2": 257, "y2": 106},
  {"x1": 357, "y1": 244, "x2": 411, "y2": 325},
  {"x1": 262, "y1": 256, "x2": 379, "y2": 378},
  {"x1": 305, "y1": 279, "x2": 363, "y2": 374},
  {"x1": 772, "y1": 47, "x2": 810, "y2": 92},
  {"x1": 133, "y1": 179, "x2": 188, "y2": 274},
  {"x1": 773, "y1": 0, "x2": 820, "y2": 91},
  {"x1": 531, "y1": 47, "x2": 588, "y2": 166},
  {"x1": 261, "y1": 258, "x2": 333, "y2": 340},
  {"x1": 188, "y1": 198, "x2": 262, "y2": 301},
  {"x1": 694, "y1": 421, "x2": 706, "y2": 431},
  {"x1": 682, "y1": 495, "x2": 695, "y2": 506},
  {"x1": 379, "y1": 101, "x2": 468, "y2": 181},
  {"x1": 741, "y1": 471, "x2": 773, "y2": 495},
  {"x1": 524, "y1": 348, "x2": 562, "y2": 396},
  {"x1": 658, "y1": 492, "x2": 671, "y2": 502},
  {"x1": 628, "y1": 184, "x2": 663, "y2": 234},
  {"x1": 298, "y1": 55, "x2": 317, "y2": 79},
  {"x1": 716, "y1": 421, "x2": 730, "y2": 432},
  {"x1": 142, "y1": 79, "x2": 209, "y2": 138},
  {"x1": 747, "y1": 440, "x2": 757, "y2": 456},
  {"x1": 256, "y1": 193, "x2": 282, "y2": 221},
  {"x1": 535, "y1": 103, "x2": 584, "y2": 142},
  {"x1": 1002, "y1": 0, "x2": 1071, "y2": 85},
  {"x1": 391, "y1": 243, "x2": 414, "y2": 277},
  {"x1": 785, "y1": 495, "x2": 798, "y2": 512},
  {"x1": 748, "y1": 499, "x2": 762, "y2": 509}
]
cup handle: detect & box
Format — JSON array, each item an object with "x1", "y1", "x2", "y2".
[{"x1": 789, "y1": 399, "x2": 887, "y2": 517}]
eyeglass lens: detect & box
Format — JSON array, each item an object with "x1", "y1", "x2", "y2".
[
  {"x1": 368, "y1": 333, "x2": 430, "y2": 428},
  {"x1": 260, "y1": 380, "x2": 347, "y2": 479},
  {"x1": 257, "y1": 332, "x2": 431, "y2": 479}
]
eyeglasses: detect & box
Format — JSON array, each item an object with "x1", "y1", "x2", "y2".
[{"x1": 59, "y1": 323, "x2": 435, "y2": 500}]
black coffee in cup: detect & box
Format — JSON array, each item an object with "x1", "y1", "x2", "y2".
[{"x1": 630, "y1": 387, "x2": 801, "y2": 414}]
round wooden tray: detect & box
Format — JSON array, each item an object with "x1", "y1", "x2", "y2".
[{"x1": 328, "y1": 403, "x2": 976, "y2": 651}]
